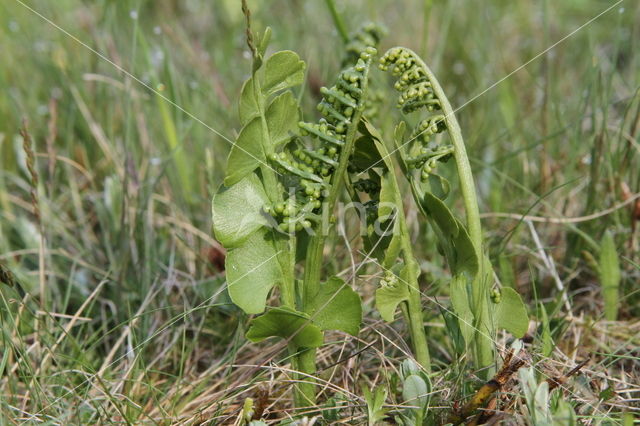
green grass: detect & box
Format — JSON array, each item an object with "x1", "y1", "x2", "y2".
[{"x1": 0, "y1": 0, "x2": 638, "y2": 423}]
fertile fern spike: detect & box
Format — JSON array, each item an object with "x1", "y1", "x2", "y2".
[
  {"x1": 265, "y1": 46, "x2": 377, "y2": 232},
  {"x1": 343, "y1": 22, "x2": 386, "y2": 66},
  {"x1": 381, "y1": 47, "x2": 494, "y2": 373},
  {"x1": 380, "y1": 47, "x2": 454, "y2": 181},
  {"x1": 343, "y1": 23, "x2": 386, "y2": 119}
]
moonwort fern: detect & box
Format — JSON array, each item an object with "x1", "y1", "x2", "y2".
[
  {"x1": 212, "y1": 26, "x2": 376, "y2": 406},
  {"x1": 378, "y1": 47, "x2": 528, "y2": 376},
  {"x1": 213, "y1": 23, "x2": 528, "y2": 410}
]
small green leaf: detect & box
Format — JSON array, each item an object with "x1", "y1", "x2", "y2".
[
  {"x1": 239, "y1": 77, "x2": 258, "y2": 125},
  {"x1": 533, "y1": 382, "x2": 552, "y2": 423},
  {"x1": 402, "y1": 375, "x2": 430, "y2": 412},
  {"x1": 266, "y1": 91, "x2": 299, "y2": 147},
  {"x1": 378, "y1": 171, "x2": 397, "y2": 219},
  {"x1": 363, "y1": 386, "x2": 388, "y2": 425},
  {"x1": 360, "y1": 118, "x2": 385, "y2": 143},
  {"x1": 420, "y1": 192, "x2": 458, "y2": 239},
  {"x1": 427, "y1": 174, "x2": 450, "y2": 200},
  {"x1": 416, "y1": 192, "x2": 479, "y2": 276},
  {"x1": 382, "y1": 232, "x2": 402, "y2": 269},
  {"x1": 263, "y1": 51, "x2": 305, "y2": 96},
  {"x1": 373, "y1": 140, "x2": 395, "y2": 170},
  {"x1": 394, "y1": 121, "x2": 406, "y2": 145},
  {"x1": 226, "y1": 229, "x2": 282, "y2": 314},
  {"x1": 307, "y1": 277, "x2": 362, "y2": 336},
  {"x1": 393, "y1": 121, "x2": 408, "y2": 173},
  {"x1": 441, "y1": 308, "x2": 465, "y2": 355},
  {"x1": 376, "y1": 267, "x2": 410, "y2": 322},
  {"x1": 257, "y1": 27, "x2": 272, "y2": 58},
  {"x1": 449, "y1": 274, "x2": 474, "y2": 346},
  {"x1": 356, "y1": 119, "x2": 394, "y2": 170},
  {"x1": 599, "y1": 231, "x2": 621, "y2": 321},
  {"x1": 350, "y1": 136, "x2": 382, "y2": 172},
  {"x1": 552, "y1": 399, "x2": 576, "y2": 425},
  {"x1": 451, "y1": 219, "x2": 479, "y2": 276},
  {"x1": 539, "y1": 303, "x2": 553, "y2": 357},
  {"x1": 400, "y1": 359, "x2": 421, "y2": 379},
  {"x1": 246, "y1": 306, "x2": 324, "y2": 348},
  {"x1": 212, "y1": 175, "x2": 270, "y2": 248},
  {"x1": 494, "y1": 287, "x2": 528, "y2": 338},
  {"x1": 224, "y1": 118, "x2": 265, "y2": 187},
  {"x1": 364, "y1": 223, "x2": 395, "y2": 265}
]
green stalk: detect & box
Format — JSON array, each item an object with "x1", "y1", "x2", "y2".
[
  {"x1": 400, "y1": 223, "x2": 431, "y2": 371},
  {"x1": 386, "y1": 158, "x2": 431, "y2": 370},
  {"x1": 324, "y1": 0, "x2": 349, "y2": 44},
  {"x1": 294, "y1": 348, "x2": 318, "y2": 407},
  {"x1": 303, "y1": 60, "x2": 373, "y2": 308},
  {"x1": 299, "y1": 54, "x2": 373, "y2": 405},
  {"x1": 296, "y1": 118, "x2": 359, "y2": 407},
  {"x1": 413, "y1": 55, "x2": 494, "y2": 373}
]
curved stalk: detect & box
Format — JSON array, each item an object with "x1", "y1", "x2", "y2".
[{"x1": 411, "y1": 54, "x2": 494, "y2": 373}]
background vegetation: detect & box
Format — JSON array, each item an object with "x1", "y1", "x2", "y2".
[{"x1": 0, "y1": 0, "x2": 638, "y2": 423}]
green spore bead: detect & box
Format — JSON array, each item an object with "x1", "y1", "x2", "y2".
[
  {"x1": 299, "y1": 122, "x2": 345, "y2": 147},
  {"x1": 337, "y1": 78, "x2": 363, "y2": 96},
  {"x1": 320, "y1": 87, "x2": 357, "y2": 109},
  {"x1": 278, "y1": 222, "x2": 290, "y2": 233}
]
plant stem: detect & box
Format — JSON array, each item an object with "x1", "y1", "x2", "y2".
[
  {"x1": 294, "y1": 348, "x2": 318, "y2": 407},
  {"x1": 299, "y1": 55, "x2": 373, "y2": 405},
  {"x1": 403, "y1": 258, "x2": 431, "y2": 371},
  {"x1": 388, "y1": 160, "x2": 431, "y2": 370},
  {"x1": 303, "y1": 61, "x2": 372, "y2": 308},
  {"x1": 324, "y1": 0, "x2": 349, "y2": 44}
]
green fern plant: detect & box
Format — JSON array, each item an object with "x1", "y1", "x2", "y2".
[
  {"x1": 212, "y1": 25, "x2": 377, "y2": 406},
  {"x1": 376, "y1": 47, "x2": 529, "y2": 376},
  {"x1": 212, "y1": 19, "x2": 529, "y2": 410}
]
